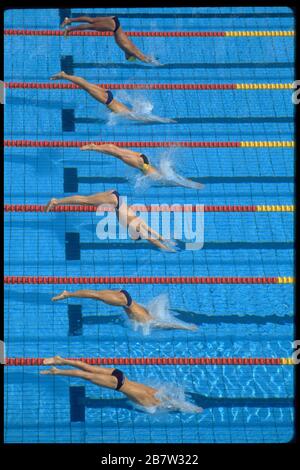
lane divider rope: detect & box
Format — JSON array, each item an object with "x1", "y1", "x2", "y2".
[
  {"x1": 4, "y1": 140, "x2": 295, "y2": 148},
  {"x1": 5, "y1": 82, "x2": 294, "y2": 90},
  {"x1": 4, "y1": 204, "x2": 295, "y2": 213},
  {"x1": 5, "y1": 357, "x2": 296, "y2": 365},
  {"x1": 4, "y1": 276, "x2": 294, "y2": 284},
  {"x1": 4, "y1": 29, "x2": 294, "y2": 37}
]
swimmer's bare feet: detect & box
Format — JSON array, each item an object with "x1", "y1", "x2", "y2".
[
  {"x1": 52, "y1": 291, "x2": 69, "y2": 302},
  {"x1": 50, "y1": 71, "x2": 67, "y2": 80},
  {"x1": 43, "y1": 356, "x2": 65, "y2": 366},
  {"x1": 40, "y1": 367, "x2": 59, "y2": 375},
  {"x1": 63, "y1": 28, "x2": 71, "y2": 39},
  {"x1": 81, "y1": 144, "x2": 98, "y2": 151},
  {"x1": 61, "y1": 17, "x2": 71, "y2": 28},
  {"x1": 45, "y1": 198, "x2": 58, "y2": 212}
]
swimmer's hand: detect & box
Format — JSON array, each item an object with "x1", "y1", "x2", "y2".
[
  {"x1": 144, "y1": 55, "x2": 162, "y2": 66},
  {"x1": 170, "y1": 239, "x2": 186, "y2": 251}
]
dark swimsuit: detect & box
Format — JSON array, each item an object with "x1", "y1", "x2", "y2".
[
  {"x1": 120, "y1": 289, "x2": 133, "y2": 307},
  {"x1": 111, "y1": 368, "x2": 125, "y2": 390},
  {"x1": 106, "y1": 90, "x2": 114, "y2": 105},
  {"x1": 112, "y1": 16, "x2": 121, "y2": 33},
  {"x1": 140, "y1": 154, "x2": 149, "y2": 165},
  {"x1": 111, "y1": 190, "x2": 120, "y2": 210}
]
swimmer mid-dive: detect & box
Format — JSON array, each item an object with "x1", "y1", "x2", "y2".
[
  {"x1": 41, "y1": 356, "x2": 203, "y2": 413},
  {"x1": 61, "y1": 15, "x2": 159, "y2": 64},
  {"x1": 50, "y1": 72, "x2": 173, "y2": 122},
  {"x1": 81, "y1": 143, "x2": 205, "y2": 190},
  {"x1": 52, "y1": 289, "x2": 198, "y2": 332},
  {"x1": 45, "y1": 189, "x2": 178, "y2": 252}
]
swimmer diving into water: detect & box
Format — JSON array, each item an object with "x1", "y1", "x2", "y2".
[
  {"x1": 41, "y1": 356, "x2": 203, "y2": 413},
  {"x1": 61, "y1": 15, "x2": 159, "y2": 64},
  {"x1": 50, "y1": 72, "x2": 174, "y2": 122},
  {"x1": 81, "y1": 143, "x2": 204, "y2": 190},
  {"x1": 51, "y1": 289, "x2": 197, "y2": 332},
  {"x1": 45, "y1": 189, "x2": 177, "y2": 252}
]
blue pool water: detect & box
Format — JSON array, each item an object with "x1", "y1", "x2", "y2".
[{"x1": 4, "y1": 7, "x2": 295, "y2": 443}]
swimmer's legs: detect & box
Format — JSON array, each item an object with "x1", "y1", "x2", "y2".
[
  {"x1": 62, "y1": 16, "x2": 94, "y2": 25},
  {"x1": 41, "y1": 367, "x2": 118, "y2": 389},
  {"x1": 52, "y1": 289, "x2": 129, "y2": 307},
  {"x1": 63, "y1": 16, "x2": 115, "y2": 32},
  {"x1": 81, "y1": 144, "x2": 144, "y2": 169},
  {"x1": 42, "y1": 356, "x2": 115, "y2": 374},
  {"x1": 45, "y1": 190, "x2": 118, "y2": 212},
  {"x1": 50, "y1": 72, "x2": 108, "y2": 104}
]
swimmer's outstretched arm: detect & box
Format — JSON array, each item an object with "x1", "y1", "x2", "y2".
[
  {"x1": 140, "y1": 222, "x2": 168, "y2": 243},
  {"x1": 136, "y1": 222, "x2": 176, "y2": 252},
  {"x1": 147, "y1": 237, "x2": 177, "y2": 252},
  {"x1": 170, "y1": 399, "x2": 203, "y2": 413},
  {"x1": 153, "y1": 321, "x2": 197, "y2": 331},
  {"x1": 52, "y1": 289, "x2": 128, "y2": 307}
]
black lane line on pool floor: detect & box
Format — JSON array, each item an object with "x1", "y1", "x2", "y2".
[
  {"x1": 70, "y1": 386, "x2": 85, "y2": 422},
  {"x1": 68, "y1": 305, "x2": 83, "y2": 336},
  {"x1": 60, "y1": 55, "x2": 294, "y2": 74},
  {"x1": 68, "y1": 12, "x2": 294, "y2": 19},
  {"x1": 61, "y1": 108, "x2": 293, "y2": 132},
  {"x1": 65, "y1": 232, "x2": 294, "y2": 260},
  {"x1": 63, "y1": 168, "x2": 293, "y2": 193},
  {"x1": 69, "y1": 384, "x2": 293, "y2": 418},
  {"x1": 59, "y1": 8, "x2": 71, "y2": 25}
]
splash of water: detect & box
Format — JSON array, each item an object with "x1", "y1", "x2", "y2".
[
  {"x1": 145, "y1": 55, "x2": 163, "y2": 66},
  {"x1": 132, "y1": 149, "x2": 204, "y2": 191},
  {"x1": 130, "y1": 294, "x2": 197, "y2": 335},
  {"x1": 107, "y1": 91, "x2": 175, "y2": 124},
  {"x1": 131, "y1": 383, "x2": 203, "y2": 414},
  {"x1": 158, "y1": 156, "x2": 204, "y2": 189}
]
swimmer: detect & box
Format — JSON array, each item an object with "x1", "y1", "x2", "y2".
[
  {"x1": 61, "y1": 15, "x2": 158, "y2": 64},
  {"x1": 51, "y1": 289, "x2": 198, "y2": 331},
  {"x1": 50, "y1": 72, "x2": 131, "y2": 115},
  {"x1": 41, "y1": 356, "x2": 203, "y2": 413},
  {"x1": 50, "y1": 72, "x2": 171, "y2": 122},
  {"x1": 45, "y1": 189, "x2": 177, "y2": 252},
  {"x1": 80, "y1": 143, "x2": 205, "y2": 189}
]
